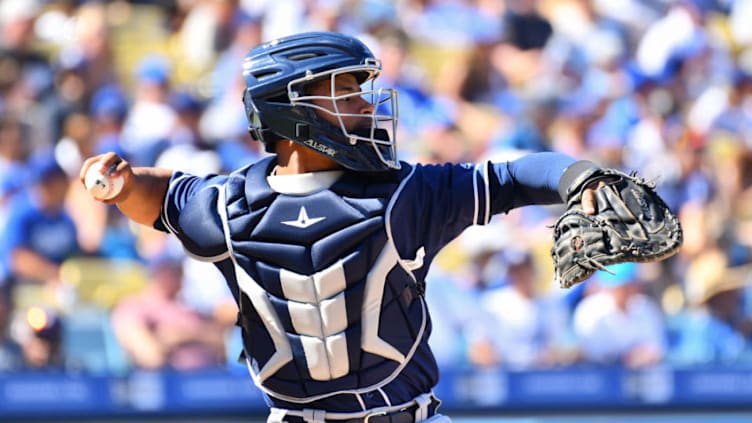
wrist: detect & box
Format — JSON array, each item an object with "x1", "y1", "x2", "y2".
[{"x1": 558, "y1": 160, "x2": 600, "y2": 201}]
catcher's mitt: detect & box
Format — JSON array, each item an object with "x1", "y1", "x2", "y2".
[{"x1": 551, "y1": 167, "x2": 683, "y2": 289}]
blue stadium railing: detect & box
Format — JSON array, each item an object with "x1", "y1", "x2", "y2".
[{"x1": 3, "y1": 366, "x2": 752, "y2": 420}]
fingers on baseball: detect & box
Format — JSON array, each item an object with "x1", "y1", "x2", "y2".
[
  {"x1": 99, "y1": 153, "x2": 123, "y2": 174},
  {"x1": 111, "y1": 159, "x2": 129, "y2": 179},
  {"x1": 80, "y1": 153, "x2": 123, "y2": 181}
]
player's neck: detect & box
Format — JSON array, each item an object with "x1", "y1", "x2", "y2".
[{"x1": 274, "y1": 140, "x2": 342, "y2": 175}]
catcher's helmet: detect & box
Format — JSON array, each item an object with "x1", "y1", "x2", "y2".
[{"x1": 242, "y1": 32, "x2": 399, "y2": 172}]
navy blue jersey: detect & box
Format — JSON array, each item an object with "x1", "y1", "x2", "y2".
[{"x1": 154, "y1": 152, "x2": 574, "y2": 411}]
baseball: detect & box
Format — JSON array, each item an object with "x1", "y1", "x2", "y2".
[{"x1": 85, "y1": 163, "x2": 124, "y2": 200}]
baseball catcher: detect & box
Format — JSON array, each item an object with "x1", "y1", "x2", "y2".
[
  {"x1": 551, "y1": 165, "x2": 684, "y2": 289},
  {"x1": 82, "y1": 31, "x2": 632, "y2": 423}
]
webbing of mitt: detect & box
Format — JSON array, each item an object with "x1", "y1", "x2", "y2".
[{"x1": 551, "y1": 168, "x2": 683, "y2": 289}]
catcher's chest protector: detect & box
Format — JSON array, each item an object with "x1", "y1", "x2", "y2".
[{"x1": 220, "y1": 159, "x2": 427, "y2": 401}]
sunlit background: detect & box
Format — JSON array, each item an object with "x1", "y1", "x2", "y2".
[{"x1": 1, "y1": 0, "x2": 752, "y2": 422}]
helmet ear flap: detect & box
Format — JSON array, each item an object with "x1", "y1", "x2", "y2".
[
  {"x1": 243, "y1": 91, "x2": 263, "y2": 141},
  {"x1": 244, "y1": 90, "x2": 281, "y2": 152},
  {"x1": 248, "y1": 109, "x2": 263, "y2": 141}
]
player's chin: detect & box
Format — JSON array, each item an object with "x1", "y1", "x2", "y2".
[{"x1": 348, "y1": 121, "x2": 376, "y2": 135}]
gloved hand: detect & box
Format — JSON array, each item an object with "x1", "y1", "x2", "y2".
[{"x1": 551, "y1": 168, "x2": 683, "y2": 288}]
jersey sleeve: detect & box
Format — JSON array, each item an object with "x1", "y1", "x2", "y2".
[
  {"x1": 154, "y1": 171, "x2": 231, "y2": 261},
  {"x1": 488, "y1": 151, "x2": 576, "y2": 214},
  {"x1": 389, "y1": 152, "x2": 575, "y2": 262}
]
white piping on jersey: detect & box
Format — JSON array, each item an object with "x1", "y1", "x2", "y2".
[
  {"x1": 234, "y1": 264, "x2": 295, "y2": 381},
  {"x1": 472, "y1": 164, "x2": 480, "y2": 225},
  {"x1": 385, "y1": 165, "x2": 422, "y2": 277},
  {"x1": 361, "y1": 242, "x2": 406, "y2": 363},
  {"x1": 355, "y1": 393, "x2": 366, "y2": 410},
  {"x1": 470, "y1": 163, "x2": 491, "y2": 225},
  {"x1": 223, "y1": 165, "x2": 427, "y2": 404},
  {"x1": 182, "y1": 247, "x2": 230, "y2": 263},
  {"x1": 267, "y1": 169, "x2": 344, "y2": 195},
  {"x1": 159, "y1": 171, "x2": 185, "y2": 236},
  {"x1": 160, "y1": 176, "x2": 230, "y2": 262},
  {"x1": 378, "y1": 388, "x2": 392, "y2": 406},
  {"x1": 482, "y1": 162, "x2": 491, "y2": 225},
  {"x1": 216, "y1": 183, "x2": 293, "y2": 382}
]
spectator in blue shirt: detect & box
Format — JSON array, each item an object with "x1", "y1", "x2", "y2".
[
  {"x1": 572, "y1": 263, "x2": 667, "y2": 368},
  {"x1": 668, "y1": 249, "x2": 752, "y2": 365},
  {"x1": 0, "y1": 153, "x2": 79, "y2": 286}
]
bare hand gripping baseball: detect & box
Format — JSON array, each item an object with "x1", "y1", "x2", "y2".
[
  {"x1": 83, "y1": 161, "x2": 125, "y2": 201},
  {"x1": 79, "y1": 153, "x2": 173, "y2": 227},
  {"x1": 551, "y1": 167, "x2": 683, "y2": 289}
]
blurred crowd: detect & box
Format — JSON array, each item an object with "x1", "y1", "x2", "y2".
[{"x1": 1, "y1": 0, "x2": 752, "y2": 375}]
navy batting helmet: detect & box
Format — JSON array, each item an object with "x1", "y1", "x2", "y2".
[{"x1": 242, "y1": 32, "x2": 399, "y2": 172}]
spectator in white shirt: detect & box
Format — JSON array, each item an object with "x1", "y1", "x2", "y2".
[
  {"x1": 481, "y1": 248, "x2": 579, "y2": 369},
  {"x1": 573, "y1": 263, "x2": 667, "y2": 368}
]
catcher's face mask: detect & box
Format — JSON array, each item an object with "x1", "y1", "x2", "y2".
[
  {"x1": 242, "y1": 31, "x2": 400, "y2": 172},
  {"x1": 288, "y1": 62, "x2": 399, "y2": 170}
]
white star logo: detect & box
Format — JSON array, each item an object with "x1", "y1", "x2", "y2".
[{"x1": 281, "y1": 206, "x2": 326, "y2": 229}]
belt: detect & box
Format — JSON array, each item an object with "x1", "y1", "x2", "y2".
[{"x1": 278, "y1": 397, "x2": 440, "y2": 423}]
